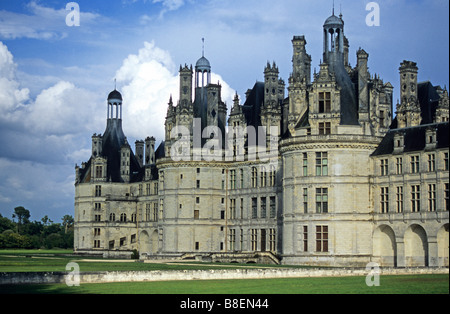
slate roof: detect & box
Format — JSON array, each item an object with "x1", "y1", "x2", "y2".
[{"x1": 371, "y1": 122, "x2": 449, "y2": 157}]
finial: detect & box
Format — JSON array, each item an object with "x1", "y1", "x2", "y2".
[
  {"x1": 114, "y1": 78, "x2": 117, "y2": 90},
  {"x1": 332, "y1": 0, "x2": 335, "y2": 15},
  {"x1": 202, "y1": 38, "x2": 205, "y2": 57}
]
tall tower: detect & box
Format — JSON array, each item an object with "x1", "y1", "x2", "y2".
[
  {"x1": 264, "y1": 62, "x2": 280, "y2": 107},
  {"x1": 397, "y1": 61, "x2": 421, "y2": 128},
  {"x1": 179, "y1": 64, "x2": 193, "y2": 107},
  {"x1": 291, "y1": 36, "x2": 311, "y2": 84}
]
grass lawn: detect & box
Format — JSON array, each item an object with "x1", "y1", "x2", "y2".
[
  {"x1": 0, "y1": 250, "x2": 448, "y2": 294},
  {"x1": 0, "y1": 275, "x2": 448, "y2": 294}
]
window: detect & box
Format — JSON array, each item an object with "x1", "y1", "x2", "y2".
[
  {"x1": 95, "y1": 185, "x2": 102, "y2": 197},
  {"x1": 379, "y1": 110, "x2": 385, "y2": 127},
  {"x1": 120, "y1": 237, "x2": 126, "y2": 247},
  {"x1": 196, "y1": 197, "x2": 200, "y2": 204},
  {"x1": 319, "y1": 92, "x2": 331, "y2": 113},
  {"x1": 396, "y1": 186, "x2": 404, "y2": 213},
  {"x1": 303, "y1": 226, "x2": 308, "y2": 252},
  {"x1": 194, "y1": 210, "x2": 200, "y2": 220},
  {"x1": 230, "y1": 170, "x2": 236, "y2": 189},
  {"x1": 252, "y1": 198, "x2": 258, "y2": 219},
  {"x1": 396, "y1": 158, "x2": 403, "y2": 175},
  {"x1": 251, "y1": 167, "x2": 258, "y2": 188},
  {"x1": 319, "y1": 122, "x2": 331, "y2": 135},
  {"x1": 94, "y1": 240, "x2": 101, "y2": 248},
  {"x1": 94, "y1": 203, "x2": 101, "y2": 211},
  {"x1": 240, "y1": 169, "x2": 244, "y2": 188},
  {"x1": 411, "y1": 156, "x2": 420, "y2": 173},
  {"x1": 445, "y1": 153, "x2": 449, "y2": 171},
  {"x1": 146, "y1": 183, "x2": 151, "y2": 195},
  {"x1": 316, "y1": 188, "x2": 329, "y2": 213},
  {"x1": 120, "y1": 213, "x2": 127, "y2": 222},
  {"x1": 94, "y1": 228, "x2": 101, "y2": 236},
  {"x1": 146, "y1": 204, "x2": 151, "y2": 221},
  {"x1": 269, "y1": 166, "x2": 276, "y2": 186},
  {"x1": 260, "y1": 168, "x2": 267, "y2": 187},
  {"x1": 269, "y1": 229, "x2": 276, "y2": 252},
  {"x1": 230, "y1": 199, "x2": 236, "y2": 219},
  {"x1": 196, "y1": 180, "x2": 200, "y2": 189},
  {"x1": 94, "y1": 215, "x2": 101, "y2": 222},
  {"x1": 445, "y1": 183, "x2": 449, "y2": 211},
  {"x1": 153, "y1": 203, "x2": 158, "y2": 222},
  {"x1": 221, "y1": 210, "x2": 225, "y2": 220},
  {"x1": 316, "y1": 152, "x2": 328, "y2": 176},
  {"x1": 316, "y1": 226, "x2": 328, "y2": 252},
  {"x1": 303, "y1": 188, "x2": 308, "y2": 213},
  {"x1": 380, "y1": 159, "x2": 389, "y2": 176},
  {"x1": 251, "y1": 229, "x2": 258, "y2": 251},
  {"x1": 428, "y1": 154, "x2": 436, "y2": 172},
  {"x1": 159, "y1": 199, "x2": 164, "y2": 219},
  {"x1": 240, "y1": 198, "x2": 244, "y2": 219},
  {"x1": 270, "y1": 197, "x2": 276, "y2": 218},
  {"x1": 260, "y1": 197, "x2": 267, "y2": 218},
  {"x1": 428, "y1": 184, "x2": 436, "y2": 212},
  {"x1": 380, "y1": 187, "x2": 389, "y2": 213},
  {"x1": 109, "y1": 213, "x2": 115, "y2": 221},
  {"x1": 153, "y1": 182, "x2": 158, "y2": 195},
  {"x1": 303, "y1": 153, "x2": 308, "y2": 176},
  {"x1": 229, "y1": 229, "x2": 236, "y2": 251},
  {"x1": 411, "y1": 185, "x2": 421, "y2": 212},
  {"x1": 131, "y1": 234, "x2": 136, "y2": 244},
  {"x1": 95, "y1": 166, "x2": 102, "y2": 178},
  {"x1": 195, "y1": 242, "x2": 199, "y2": 250}
]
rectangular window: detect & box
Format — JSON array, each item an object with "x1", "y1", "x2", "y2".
[
  {"x1": 153, "y1": 203, "x2": 158, "y2": 222},
  {"x1": 260, "y1": 197, "x2": 267, "y2": 219},
  {"x1": 411, "y1": 156, "x2": 420, "y2": 173},
  {"x1": 240, "y1": 198, "x2": 244, "y2": 219},
  {"x1": 252, "y1": 198, "x2": 258, "y2": 219},
  {"x1": 269, "y1": 229, "x2": 276, "y2": 252},
  {"x1": 428, "y1": 184, "x2": 436, "y2": 212},
  {"x1": 316, "y1": 152, "x2": 328, "y2": 176},
  {"x1": 445, "y1": 183, "x2": 449, "y2": 211},
  {"x1": 260, "y1": 169, "x2": 267, "y2": 187},
  {"x1": 229, "y1": 229, "x2": 236, "y2": 251},
  {"x1": 316, "y1": 226, "x2": 328, "y2": 253},
  {"x1": 380, "y1": 187, "x2": 389, "y2": 213},
  {"x1": 230, "y1": 170, "x2": 236, "y2": 190},
  {"x1": 146, "y1": 183, "x2": 151, "y2": 195},
  {"x1": 95, "y1": 185, "x2": 102, "y2": 197},
  {"x1": 195, "y1": 242, "x2": 199, "y2": 250},
  {"x1": 380, "y1": 159, "x2": 389, "y2": 176},
  {"x1": 270, "y1": 196, "x2": 276, "y2": 218},
  {"x1": 146, "y1": 203, "x2": 151, "y2": 221},
  {"x1": 411, "y1": 185, "x2": 421, "y2": 212},
  {"x1": 319, "y1": 92, "x2": 331, "y2": 113},
  {"x1": 230, "y1": 199, "x2": 236, "y2": 220},
  {"x1": 303, "y1": 226, "x2": 308, "y2": 252},
  {"x1": 303, "y1": 153, "x2": 308, "y2": 176},
  {"x1": 444, "y1": 153, "x2": 449, "y2": 171},
  {"x1": 96, "y1": 166, "x2": 102, "y2": 178},
  {"x1": 396, "y1": 186, "x2": 404, "y2": 213},
  {"x1": 319, "y1": 122, "x2": 331, "y2": 135},
  {"x1": 196, "y1": 180, "x2": 200, "y2": 189},
  {"x1": 428, "y1": 154, "x2": 436, "y2": 172},
  {"x1": 251, "y1": 229, "x2": 258, "y2": 251},
  {"x1": 396, "y1": 157, "x2": 403, "y2": 175},
  {"x1": 303, "y1": 188, "x2": 308, "y2": 213},
  {"x1": 240, "y1": 169, "x2": 244, "y2": 188},
  {"x1": 316, "y1": 188, "x2": 328, "y2": 213},
  {"x1": 194, "y1": 210, "x2": 200, "y2": 220}
]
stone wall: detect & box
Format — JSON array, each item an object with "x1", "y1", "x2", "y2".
[{"x1": 1, "y1": 267, "x2": 447, "y2": 285}]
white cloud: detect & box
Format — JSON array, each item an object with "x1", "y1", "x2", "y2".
[{"x1": 0, "y1": 42, "x2": 30, "y2": 119}]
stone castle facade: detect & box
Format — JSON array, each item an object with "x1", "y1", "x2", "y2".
[{"x1": 74, "y1": 12, "x2": 449, "y2": 267}]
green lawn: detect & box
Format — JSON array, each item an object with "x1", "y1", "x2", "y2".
[
  {"x1": 0, "y1": 275, "x2": 448, "y2": 294},
  {"x1": 0, "y1": 250, "x2": 448, "y2": 294}
]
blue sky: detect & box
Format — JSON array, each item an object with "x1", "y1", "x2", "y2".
[{"x1": 0, "y1": 0, "x2": 448, "y2": 222}]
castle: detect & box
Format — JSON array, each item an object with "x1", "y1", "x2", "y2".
[{"x1": 74, "y1": 11, "x2": 449, "y2": 267}]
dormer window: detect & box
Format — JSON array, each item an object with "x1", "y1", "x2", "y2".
[
  {"x1": 425, "y1": 128, "x2": 437, "y2": 150},
  {"x1": 319, "y1": 92, "x2": 331, "y2": 113},
  {"x1": 393, "y1": 132, "x2": 405, "y2": 154}
]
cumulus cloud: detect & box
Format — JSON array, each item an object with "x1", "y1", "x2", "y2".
[
  {"x1": 0, "y1": 42, "x2": 30, "y2": 118},
  {"x1": 115, "y1": 41, "x2": 236, "y2": 142}
]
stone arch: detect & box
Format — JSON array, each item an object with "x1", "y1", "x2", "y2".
[
  {"x1": 437, "y1": 224, "x2": 449, "y2": 267},
  {"x1": 404, "y1": 224, "x2": 428, "y2": 267},
  {"x1": 373, "y1": 225, "x2": 397, "y2": 267},
  {"x1": 139, "y1": 231, "x2": 150, "y2": 254}
]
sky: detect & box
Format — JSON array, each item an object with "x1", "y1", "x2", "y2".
[{"x1": 0, "y1": 0, "x2": 448, "y2": 222}]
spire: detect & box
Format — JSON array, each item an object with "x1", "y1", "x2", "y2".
[
  {"x1": 332, "y1": 0, "x2": 335, "y2": 15},
  {"x1": 202, "y1": 38, "x2": 205, "y2": 57}
]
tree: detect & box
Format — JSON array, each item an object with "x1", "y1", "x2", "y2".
[
  {"x1": 12, "y1": 206, "x2": 30, "y2": 234},
  {"x1": 61, "y1": 215, "x2": 74, "y2": 234}
]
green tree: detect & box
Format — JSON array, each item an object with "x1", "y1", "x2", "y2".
[
  {"x1": 12, "y1": 206, "x2": 30, "y2": 234},
  {"x1": 62, "y1": 215, "x2": 74, "y2": 234}
]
